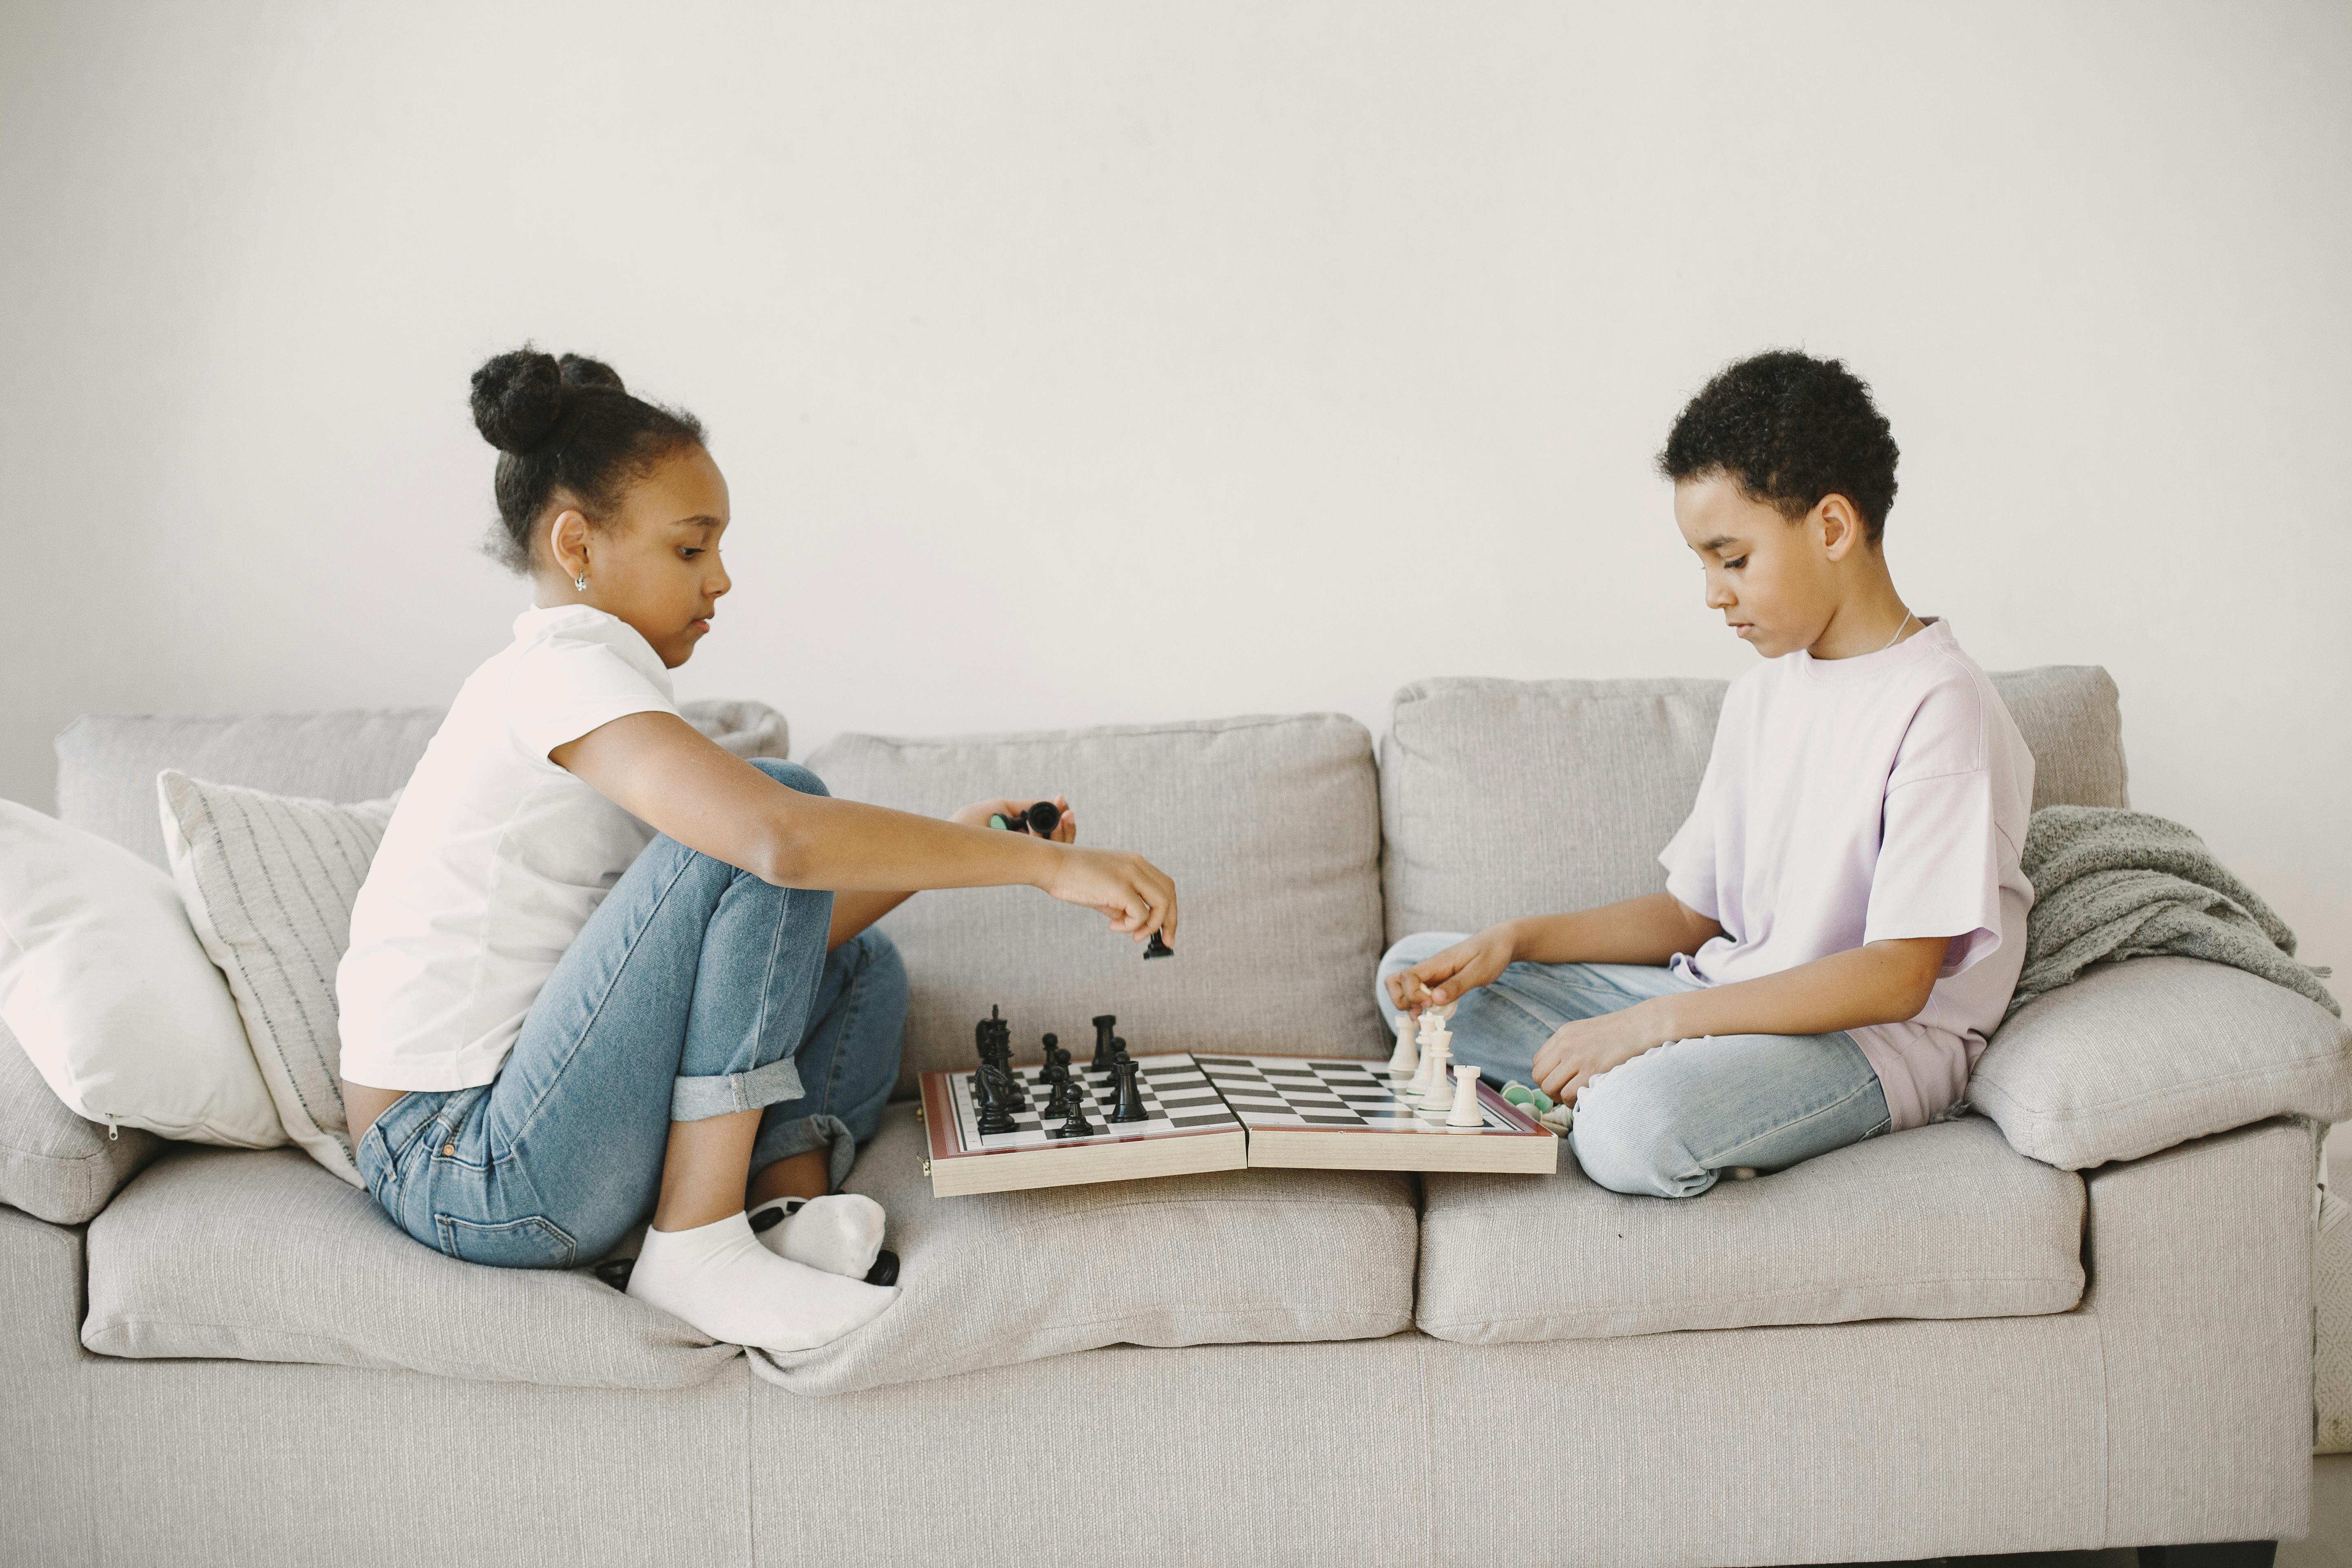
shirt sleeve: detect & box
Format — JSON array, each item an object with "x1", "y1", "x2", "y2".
[
  {"x1": 1866, "y1": 766, "x2": 2006, "y2": 976},
  {"x1": 504, "y1": 637, "x2": 680, "y2": 764}
]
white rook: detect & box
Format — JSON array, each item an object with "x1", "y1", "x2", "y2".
[{"x1": 1446, "y1": 1064, "x2": 1483, "y2": 1128}]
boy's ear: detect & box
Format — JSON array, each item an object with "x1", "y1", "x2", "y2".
[{"x1": 1817, "y1": 494, "x2": 1865, "y2": 561}]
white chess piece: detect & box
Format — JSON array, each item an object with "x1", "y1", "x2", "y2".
[
  {"x1": 1410, "y1": 1028, "x2": 1451, "y2": 1104},
  {"x1": 1445, "y1": 1064, "x2": 1483, "y2": 1128},
  {"x1": 1403, "y1": 1020, "x2": 1439, "y2": 1100},
  {"x1": 1387, "y1": 1014, "x2": 1420, "y2": 1080}
]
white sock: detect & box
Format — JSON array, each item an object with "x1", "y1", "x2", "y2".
[
  {"x1": 748, "y1": 1193, "x2": 887, "y2": 1278},
  {"x1": 626, "y1": 1210, "x2": 898, "y2": 1353}
]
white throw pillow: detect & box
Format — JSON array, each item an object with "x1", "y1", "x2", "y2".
[
  {"x1": 158, "y1": 771, "x2": 396, "y2": 1187},
  {"x1": 0, "y1": 798, "x2": 285, "y2": 1147}
]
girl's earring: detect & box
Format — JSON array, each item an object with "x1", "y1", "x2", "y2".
[{"x1": 573, "y1": 572, "x2": 588, "y2": 593}]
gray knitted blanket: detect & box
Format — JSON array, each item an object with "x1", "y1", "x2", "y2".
[{"x1": 2010, "y1": 805, "x2": 2339, "y2": 1019}]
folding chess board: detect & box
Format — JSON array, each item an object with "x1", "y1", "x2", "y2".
[
  {"x1": 919, "y1": 1051, "x2": 1555, "y2": 1196},
  {"x1": 918, "y1": 1054, "x2": 1247, "y2": 1197}
]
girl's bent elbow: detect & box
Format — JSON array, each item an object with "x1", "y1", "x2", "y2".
[{"x1": 757, "y1": 829, "x2": 817, "y2": 887}]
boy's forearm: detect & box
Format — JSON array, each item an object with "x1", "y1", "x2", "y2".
[
  {"x1": 1643, "y1": 938, "x2": 1947, "y2": 1043},
  {"x1": 1502, "y1": 893, "x2": 1721, "y2": 967}
]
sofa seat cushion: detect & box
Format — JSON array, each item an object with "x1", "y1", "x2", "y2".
[
  {"x1": 747, "y1": 1100, "x2": 1419, "y2": 1395},
  {"x1": 1416, "y1": 1116, "x2": 2085, "y2": 1345},
  {"x1": 83, "y1": 1146, "x2": 742, "y2": 1390},
  {"x1": 808, "y1": 714, "x2": 1387, "y2": 1089}
]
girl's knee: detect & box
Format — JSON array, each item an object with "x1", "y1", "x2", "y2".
[{"x1": 746, "y1": 757, "x2": 829, "y2": 797}]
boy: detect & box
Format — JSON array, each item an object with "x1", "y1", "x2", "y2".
[{"x1": 1381, "y1": 350, "x2": 2034, "y2": 1198}]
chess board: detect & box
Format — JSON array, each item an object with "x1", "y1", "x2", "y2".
[
  {"x1": 918, "y1": 1054, "x2": 1247, "y2": 1197},
  {"x1": 1196, "y1": 1056, "x2": 1558, "y2": 1174},
  {"x1": 919, "y1": 1049, "x2": 1557, "y2": 1195}
]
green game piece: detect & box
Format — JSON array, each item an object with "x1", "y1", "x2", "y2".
[{"x1": 1501, "y1": 1080, "x2": 1557, "y2": 1116}]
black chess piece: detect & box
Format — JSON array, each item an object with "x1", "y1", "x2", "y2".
[
  {"x1": 1143, "y1": 932, "x2": 1174, "y2": 960},
  {"x1": 1090, "y1": 1014, "x2": 1118, "y2": 1074},
  {"x1": 1042, "y1": 1062, "x2": 1072, "y2": 1119},
  {"x1": 1111, "y1": 1057, "x2": 1149, "y2": 1123},
  {"x1": 976, "y1": 1060, "x2": 1017, "y2": 1135},
  {"x1": 1055, "y1": 1085, "x2": 1097, "y2": 1139},
  {"x1": 987, "y1": 800, "x2": 1062, "y2": 837}
]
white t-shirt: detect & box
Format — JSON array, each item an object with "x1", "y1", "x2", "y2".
[
  {"x1": 337, "y1": 606, "x2": 679, "y2": 1091},
  {"x1": 1657, "y1": 619, "x2": 2036, "y2": 1130}
]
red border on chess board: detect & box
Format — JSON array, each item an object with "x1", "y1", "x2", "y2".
[{"x1": 918, "y1": 1066, "x2": 1242, "y2": 1168}]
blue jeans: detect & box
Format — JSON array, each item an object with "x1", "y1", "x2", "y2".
[
  {"x1": 1375, "y1": 933, "x2": 1891, "y2": 1198},
  {"x1": 356, "y1": 760, "x2": 909, "y2": 1268}
]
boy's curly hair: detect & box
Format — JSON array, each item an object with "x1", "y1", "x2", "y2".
[{"x1": 1657, "y1": 350, "x2": 1900, "y2": 541}]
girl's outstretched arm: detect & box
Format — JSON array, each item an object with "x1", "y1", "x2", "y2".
[{"x1": 552, "y1": 712, "x2": 1175, "y2": 948}]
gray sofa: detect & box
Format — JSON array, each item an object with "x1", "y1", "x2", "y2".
[{"x1": 6, "y1": 669, "x2": 2347, "y2": 1567}]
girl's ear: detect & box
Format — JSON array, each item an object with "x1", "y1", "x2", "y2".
[{"x1": 547, "y1": 508, "x2": 592, "y2": 581}]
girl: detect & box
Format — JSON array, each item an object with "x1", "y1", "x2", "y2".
[{"x1": 336, "y1": 348, "x2": 1178, "y2": 1353}]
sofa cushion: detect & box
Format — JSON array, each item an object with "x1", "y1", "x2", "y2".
[
  {"x1": 0, "y1": 1015, "x2": 163, "y2": 1224},
  {"x1": 158, "y1": 773, "x2": 398, "y2": 1187},
  {"x1": 1969, "y1": 956, "x2": 2352, "y2": 1171},
  {"x1": 56, "y1": 699, "x2": 789, "y2": 869},
  {"x1": 1416, "y1": 1115, "x2": 2085, "y2": 1345},
  {"x1": 808, "y1": 714, "x2": 1387, "y2": 1089},
  {"x1": 746, "y1": 1099, "x2": 1419, "y2": 1395},
  {"x1": 83, "y1": 1145, "x2": 742, "y2": 1389},
  {"x1": 1380, "y1": 666, "x2": 2127, "y2": 943}
]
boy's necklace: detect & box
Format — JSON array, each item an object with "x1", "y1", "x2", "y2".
[{"x1": 1878, "y1": 610, "x2": 1916, "y2": 652}]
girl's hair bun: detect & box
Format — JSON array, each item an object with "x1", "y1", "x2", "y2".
[{"x1": 470, "y1": 347, "x2": 566, "y2": 454}]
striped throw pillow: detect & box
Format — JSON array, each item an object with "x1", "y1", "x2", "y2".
[{"x1": 158, "y1": 772, "x2": 396, "y2": 1187}]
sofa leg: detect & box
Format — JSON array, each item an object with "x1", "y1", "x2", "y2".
[{"x1": 2139, "y1": 1545, "x2": 2276, "y2": 1568}]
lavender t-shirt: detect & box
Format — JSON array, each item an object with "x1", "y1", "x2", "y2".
[{"x1": 1658, "y1": 620, "x2": 2036, "y2": 1130}]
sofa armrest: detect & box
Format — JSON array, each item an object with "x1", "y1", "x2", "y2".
[
  {"x1": 2081, "y1": 1119, "x2": 2316, "y2": 1545},
  {"x1": 0, "y1": 1015, "x2": 160, "y2": 1225},
  {"x1": 1971, "y1": 956, "x2": 2351, "y2": 1172}
]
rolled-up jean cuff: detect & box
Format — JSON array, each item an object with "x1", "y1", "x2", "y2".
[
  {"x1": 672, "y1": 1057, "x2": 807, "y2": 1121},
  {"x1": 754, "y1": 1112, "x2": 860, "y2": 1194}
]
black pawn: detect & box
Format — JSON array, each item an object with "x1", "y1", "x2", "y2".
[
  {"x1": 1111, "y1": 1057, "x2": 1149, "y2": 1123},
  {"x1": 1057, "y1": 1087, "x2": 1097, "y2": 1140},
  {"x1": 1090, "y1": 1015, "x2": 1118, "y2": 1074},
  {"x1": 1143, "y1": 932, "x2": 1174, "y2": 960},
  {"x1": 1042, "y1": 1062, "x2": 1071, "y2": 1118}
]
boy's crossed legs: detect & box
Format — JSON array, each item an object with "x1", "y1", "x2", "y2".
[{"x1": 1376, "y1": 934, "x2": 1891, "y2": 1198}]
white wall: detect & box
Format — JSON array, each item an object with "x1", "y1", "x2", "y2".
[{"x1": 2, "y1": 1, "x2": 2347, "y2": 985}]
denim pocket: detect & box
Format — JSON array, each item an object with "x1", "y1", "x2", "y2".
[{"x1": 432, "y1": 1213, "x2": 579, "y2": 1270}]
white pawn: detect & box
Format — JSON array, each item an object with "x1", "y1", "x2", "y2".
[
  {"x1": 1387, "y1": 1014, "x2": 1420, "y2": 1080},
  {"x1": 1445, "y1": 1064, "x2": 1483, "y2": 1128}
]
